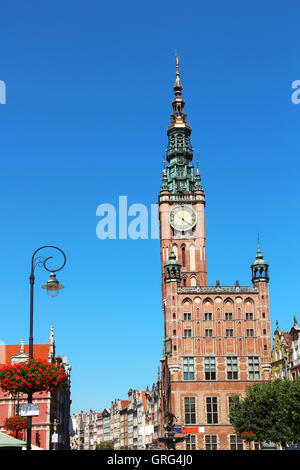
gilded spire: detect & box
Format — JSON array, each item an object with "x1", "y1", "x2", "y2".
[
  {"x1": 174, "y1": 52, "x2": 183, "y2": 96},
  {"x1": 255, "y1": 233, "x2": 264, "y2": 260},
  {"x1": 168, "y1": 52, "x2": 189, "y2": 130}
]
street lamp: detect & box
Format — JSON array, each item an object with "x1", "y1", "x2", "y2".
[
  {"x1": 26, "y1": 245, "x2": 66, "y2": 451},
  {"x1": 158, "y1": 338, "x2": 185, "y2": 450},
  {"x1": 42, "y1": 272, "x2": 64, "y2": 298}
]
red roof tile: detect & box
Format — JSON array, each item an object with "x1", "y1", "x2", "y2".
[{"x1": 0, "y1": 343, "x2": 50, "y2": 368}]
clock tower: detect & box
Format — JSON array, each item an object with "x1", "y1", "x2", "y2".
[
  {"x1": 159, "y1": 55, "x2": 207, "y2": 292},
  {"x1": 158, "y1": 58, "x2": 272, "y2": 450}
]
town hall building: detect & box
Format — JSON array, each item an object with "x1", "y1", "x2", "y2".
[{"x1": 159, "y1": 57, "x2": 272, "y2": 450}]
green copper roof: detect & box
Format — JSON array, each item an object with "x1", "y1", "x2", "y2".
[
  {"x1": 164, "y1": 250, "x2": 181, "y2": 267},
  {"x1": 251, "y1": 244, "x2": 269, "y2": 267}
]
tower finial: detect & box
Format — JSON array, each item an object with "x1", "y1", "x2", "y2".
[
  {"x1": 173, "y1": 50, "x2": 183, "y2": 96},
  {"x1": 196, "y1": 153, "x2": 200, "y2": 174}
]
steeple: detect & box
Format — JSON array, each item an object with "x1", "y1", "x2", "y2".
[
  {"x1": 251, "y1": 238, "x2": 269, "y2": 283},
  {"x1": 162, "y1": 55, "x2": 204, "y2": 196},
  {"x1": 168, "y1": 54, "x2": 189, "y2": 130},
  {"x1": 194, "y1": 154, "x2": 203, "y2": 191}
]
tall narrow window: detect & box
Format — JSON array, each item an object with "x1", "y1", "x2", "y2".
[
  {"x1": 182, "y1": 246, "x2": 186, "y2": 267},
  {"x1": 184, "y1": 397, "x2": 196, "y2": 424},
  {"x1": 206, "y1": 397, "x2": 218, "y2": 424}
]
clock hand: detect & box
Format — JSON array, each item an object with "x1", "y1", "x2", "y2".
[{"x1": 181, "y1": 216, "x2": 192, "y2": 227}]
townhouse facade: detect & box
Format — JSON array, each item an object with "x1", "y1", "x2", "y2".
[
  {"x1": 271, "y1": 321, "x2": 292, "y2": 380},
  {"x1": 71, "y1": 381, "x2": 162, "y2": 450},
  {"x1": 0, "y1": 328, "x2": 71, "y2": 450}
]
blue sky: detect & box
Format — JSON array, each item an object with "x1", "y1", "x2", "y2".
[{"x1": 0, "y1": 0, "x2": 299, "y2": 413}]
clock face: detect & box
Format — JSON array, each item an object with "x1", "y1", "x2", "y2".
[{"x1": 169, "y1": 205, "x2": 197, "y2": 231}]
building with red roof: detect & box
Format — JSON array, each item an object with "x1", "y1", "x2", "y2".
[{"x1": 0, "y1": 327, "x2": 71, "y2": 450}]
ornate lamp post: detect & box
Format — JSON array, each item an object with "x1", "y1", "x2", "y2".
[
  {"x1": 26, "y1": 245, "x2": 66, "y2": 451},
  {"x1": 158, "y1": 338, "x2": 185, "y2": 450}
]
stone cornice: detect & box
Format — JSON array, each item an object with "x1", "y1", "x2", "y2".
[{"x1": 178, "y1": 286, "x2": 258, "y2": 295}]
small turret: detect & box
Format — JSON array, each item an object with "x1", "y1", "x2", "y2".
[
  {"x1": 161, "y1": 160, "x2": 169, "y2": 192},
  {"x1": 194, "y1": 155, "x2": 203, "y2": 192},
  {"x1": 164, "y1": 250, "x2": 181, "y2": 282},
  {"x1": 251, "y1": 240, "x2": 269, "y2": 283}
]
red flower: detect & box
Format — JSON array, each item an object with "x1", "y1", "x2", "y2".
[
  {"x1": 241, "y1": 431, "x2": 257, "y2": 441},
  {"x1": 0, "y1": 358, "x2": 68, "y2": 395}
]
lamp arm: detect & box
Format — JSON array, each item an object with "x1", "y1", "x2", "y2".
[{"x1": 31, "y1": 245, "x2": 66, "y2": 275}]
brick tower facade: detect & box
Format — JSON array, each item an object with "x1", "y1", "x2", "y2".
[{"x1": 159, "y1": 57, "x2": 272, "y2": 450}]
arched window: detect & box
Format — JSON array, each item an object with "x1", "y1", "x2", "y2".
[{"x1": 182, "y1": 246, "x2": 186, "y2": 267}]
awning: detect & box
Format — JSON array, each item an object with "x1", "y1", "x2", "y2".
[
  {"x1": 0, "y1": 432, "x2": 26, "y2": 448},
  {"x1": 0, "y1": 432, "x2": 43, "y2": 450}
]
